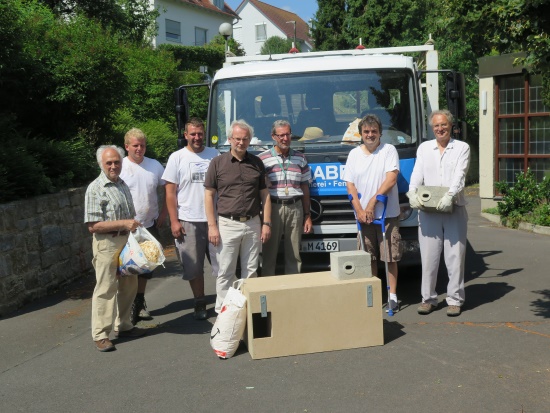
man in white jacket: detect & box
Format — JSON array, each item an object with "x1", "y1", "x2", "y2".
[{"x1": 407, "y1": 109, "x2": 470, "y2": 317}]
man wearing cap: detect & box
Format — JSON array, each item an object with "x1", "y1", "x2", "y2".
[
  {"x1": 205, "y1": 119, "x2": 272, "y2": 313},
  {"x1": 84, "y1": 145, "x2": 146, "y2": 352},
  {"x1": 259, "y1": 120, "x2": 312, "y2": 275}
]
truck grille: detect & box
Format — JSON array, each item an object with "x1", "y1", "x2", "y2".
[{"x1": 310, "y1": 195, "x2": 356, "y2": 225}]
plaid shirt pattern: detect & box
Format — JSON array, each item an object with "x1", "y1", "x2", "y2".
[{"x1": 84, "y1": 172, "x2": 135, "y2": 223}]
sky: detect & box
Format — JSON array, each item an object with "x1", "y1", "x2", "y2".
[{"x1": 226, "y1": 0, "x2": 318, "y2": 23}]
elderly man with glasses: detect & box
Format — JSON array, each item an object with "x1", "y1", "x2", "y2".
[
  {"x1": 258, "y1": 120, "x2": 312, "y2": 276},
  {"x1": 205, "y1": 119, "x2": 272, "y2": 313}
]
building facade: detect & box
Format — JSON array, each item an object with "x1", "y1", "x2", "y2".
[
  {"x1": 479, "y1": 53, "x2": 550, "y2": 209},
  {"x1": 152, "y1": 0, "x2": 238, "y2": 48},
  {"x1": 233, "y1": 0, "x2": 313, "y2": 56}
]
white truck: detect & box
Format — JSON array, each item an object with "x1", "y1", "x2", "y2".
[{"x1": 175, "y1": 41, "x2": 466, "y2": 270}]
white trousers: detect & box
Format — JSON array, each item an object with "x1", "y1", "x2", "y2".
[
  {"x1": 214, "y1": 215, "x2": 261, "y2": 312},
  {"x1": 418, "y1": 206, "x2": 468, "y2": 306}
]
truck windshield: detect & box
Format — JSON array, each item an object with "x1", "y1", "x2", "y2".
[{"x1": 208, "y1": 69, "x2": 417, "y2": 151}]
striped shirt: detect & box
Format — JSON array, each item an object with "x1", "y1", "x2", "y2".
[
  {"x1": 258, "y1": 148, "x2": 311, "y2": 198},
  {"x1": 84, "y1": 172, "x2": 135, "y2": 223}
]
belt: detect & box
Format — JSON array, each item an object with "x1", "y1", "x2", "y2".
[
  {"x1": 219, "y1": 214, "x2": 254, "y2": 222},
  {"x1": 107, "y1": 230, "x2": 129, "y2": 237},
  {"x1": 271, "y1": 197, "x2": 302, "y2": 205}
]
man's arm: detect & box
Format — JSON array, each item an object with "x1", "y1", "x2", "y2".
[
  {"x1": 165, "y1": 182, "x2": 184, "y2": 239},
  {"x1": 87, "y1": 219, "x2": 141, "y2": 234},
  {"x1": 300, "y1": 182, "x2": 313, "y2": 233},
  {"x1": 259, "y1": 187, "x2": 271, "y2": 244},
  {"x1": 346, "y1": 181, "x2": 367, "y2": 224},
  {"x1": 364, "y1": 170, "x2": 398, "y2": 223},
  {"x1": 205, "y1": 187, "x2": 220, "y2": 247}
]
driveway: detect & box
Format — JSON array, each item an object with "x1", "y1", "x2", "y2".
[{"x1": 0, "y1": 189, "x2": 549, "y2": 413}]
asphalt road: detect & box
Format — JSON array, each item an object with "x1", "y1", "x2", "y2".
[{"x1": 1, "y1": 189, "x2": 549, "y2": 413}]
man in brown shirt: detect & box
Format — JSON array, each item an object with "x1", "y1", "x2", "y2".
[{"x1": 205, "y1": 119, "x2": 272, "y2": 313}]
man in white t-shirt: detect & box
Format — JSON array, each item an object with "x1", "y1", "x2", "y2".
[
  {"x1": 162, "y1": 118, "x2": 220, "y2": 320},
  {"x1": 343, "y1": 114, "x2": 402, "y2": 313},
  {"x1": 119, "y1": 128, "x2": 167, "y2": 326}
]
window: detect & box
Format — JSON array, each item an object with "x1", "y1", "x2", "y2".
[
  {"x1": 213, "y1": 0, "x2": 224, "y2": 9},
  {"x1": 165, "y1": 19, "x2": 180, "y2": 43},
  {"x1": 255, "y1": 23, "x2": 267, "y2": 41},
  {"x1": 496, "y1": 74, "x2": 550, "y2": 185},
  {"x1": 195, "y1": 27, "x2": 207, "y2": 46}
]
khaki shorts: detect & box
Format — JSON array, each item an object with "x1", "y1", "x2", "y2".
[{"x1": 358, "y1": 217, "x2": 402, "y2": 262}]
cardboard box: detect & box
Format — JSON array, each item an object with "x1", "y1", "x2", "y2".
[
  {"x1": 330, "y1": 250, "x2": 373, "y2": 280},
  {"x1": 242, "y1": 272, "x2": 383, "y2": 359}
]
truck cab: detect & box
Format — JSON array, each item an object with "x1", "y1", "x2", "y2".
[{"x1": 175, "y1": 44, "x2": 466, "y2": 270}]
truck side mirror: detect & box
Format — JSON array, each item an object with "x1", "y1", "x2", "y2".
[
  {"x1": 175, "y1": 86, "x2": 189, "y2": 148},
  {"x1": 446, "y1": 72, "x2": 466, "y2": 140}
]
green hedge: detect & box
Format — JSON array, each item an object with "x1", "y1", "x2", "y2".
[{"x1": 159, "y1": 44, "x2": 225, "y2": 73}]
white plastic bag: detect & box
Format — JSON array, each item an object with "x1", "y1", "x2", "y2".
[
  {"x1": 118, "y1": 226, "x2": 165, "y2": 276},
  {"x1": 210, "y1": 280, "x2": 247, "y2": 359}
]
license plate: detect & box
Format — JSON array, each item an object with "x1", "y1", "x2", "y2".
[{"x1": 300, "y1": 240, "x2": 340, "y2": 252}]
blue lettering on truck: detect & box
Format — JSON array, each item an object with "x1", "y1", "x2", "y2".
[{"x1": 309, "y1": 158, "x2": 416, "y2": 196}]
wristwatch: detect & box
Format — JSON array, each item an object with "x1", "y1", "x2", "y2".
[{"x1": 263, "y1": 222, "x2": 272, "y2": 228}]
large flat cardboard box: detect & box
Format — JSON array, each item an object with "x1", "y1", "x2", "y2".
[{"x1": 242, "y1": 271, "x2": 383, "y2": 359}]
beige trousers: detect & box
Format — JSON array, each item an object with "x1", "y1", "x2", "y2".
[
  {"x1": 91, "y1": 233, "x2": 137, "y2": 340},
  {"x1": 261, "y1": 200, "x2": 303, "y2": 276}
]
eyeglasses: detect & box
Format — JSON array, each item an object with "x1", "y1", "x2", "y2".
[
  {"x1": 231, "y1": 137, "x2": 250, "y2": 143},
  {"x1": 273, "y1": 133, "x2": 291, "y2": 139}
]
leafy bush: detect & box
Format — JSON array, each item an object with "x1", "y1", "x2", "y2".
[
  {"x1": 121, "y1": 45, "x2": 182, "y2": 123},
  {"x1": 112, "y1": 110, "x2": 177, "y2": 165},
  {"x1": 495, "y1": 169, "x2": 550, "y2": 228},
  {"x1": 159, "y1": 44, "x2": 225, "y2": 74},
  {"x1": 0, "y1": 126, "x2": 96, "y2": 203},
  {"x1": 532, "y1": 204, "x2": 550, "y2": 227},
  {"x1": 260, "y1": 36, "x2": 295, "y2": 55},
  {"x1": 209, "y1": 35, "x2": 246, "y2": 57}
]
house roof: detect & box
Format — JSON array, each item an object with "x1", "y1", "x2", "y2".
[
  {"x1": 247, "y1": 0, "x2": 312, "y2": 44},
  {"x1": 177, "y1": 0, "x2": 239, "y2": 19}
]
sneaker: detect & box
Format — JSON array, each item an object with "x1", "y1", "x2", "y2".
[
  {"x1": 114, "y1": 327, "x2": 147, "y2": 339},
  {"x1": 417, "y1": 302, "x2": 437, "y2": 315},
  {"x1": 194, "y1": 300, "x2": 208, "y2": 320},
  {"x1": 139, "y1": 299, "x2": 152, "y2": 320},
  {"x1": 447, "y1": 305, "x2": 461, "y2": 317},
  {"x1": 94, "y1": 338, "x2": 116, "y2": 352},
  {"x1": 385, "y1": 299, "x2": 399, "y2": 313}
]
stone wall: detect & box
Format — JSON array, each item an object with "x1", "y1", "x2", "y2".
[{"x1": 0, "y1": 188, "x2": 93, "y2": 316}]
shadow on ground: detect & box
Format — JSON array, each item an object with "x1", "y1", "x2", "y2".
[{"x1": 531, "y1": 289, "x2": 550, "y2": 318}]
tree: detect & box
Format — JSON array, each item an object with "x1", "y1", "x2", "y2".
[
  {"x1": 437, "y1": 0, "x2": 550, "y2": 105},
  {"x1": 40, "y1": 0, "x2": 159, "y2": 45},
  {"x1": 260, "y1": 36, "x2": 294, "y2": 55},
  {"x1": 311, "y1": 0, "x2": 349, "y2": 51},
  {"x1": 343, "y1": 0, "x2": 431, "y2": 48},
  {"x1": 209, "y1": 34, "x2": 246, "y2": 57}
]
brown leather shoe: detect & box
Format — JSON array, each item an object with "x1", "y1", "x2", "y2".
[
  {"x1": 114, "y1": 327, "x2": 147, "y2": 339},
  {"x1": 94, "y1": 338, "x2": 116, "y2": 352}
]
